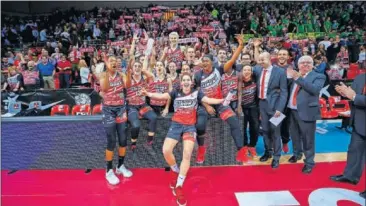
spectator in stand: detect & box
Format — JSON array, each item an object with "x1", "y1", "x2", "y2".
[
  {"x1": 347, "y1": 34, "x2": 361, "y2": 64},
  {"x1": 57, "y1": 55, "x2": 72, "y2": 88},
  {"x1": 326, "y1": 37, "x2": 341, "y2": 63},
  {"x1": 93, "y1": 24, "x2": 102, "y2": 39},
  {"x1": 37, "y1": 56, "x2": 55, "y2": 89},
  {"x1": 1, "y1": 57, "x2": 10, "y2": 73},
  {"x1": 22, "y1": 60, "x2": 44, "y2": 90},
  {"x1": 313, "y1": 55, "x2": 327, "y2": 74},
  {"x1": 358, "y1": 45, "x2": 365, "y2": 69},
  {"x1": 39, "y1": 28, "x2": 48, "y2": 42},
  {"x1": 336, "y1": 46, "x2": 350, "y2": 78},
  {"x1": 1, "y1": 66, "x2": 23, "y2": 92},
  {"x1": 51, "y1": 47, "x2": 62, "y2": 62},
  {"x1": 78, "y1": 59, "x2": 90, "y2": 85}
]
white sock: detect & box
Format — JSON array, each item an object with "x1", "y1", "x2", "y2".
[
  {"x1": 171, "y1": 164, "x2": 180, "y2": 173},
  {"x1": 176, "y1": 175, "x2": 186, "y2": 187}
]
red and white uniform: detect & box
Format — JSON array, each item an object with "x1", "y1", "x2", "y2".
[
  {"x1": 221, "y1": 70, "x2": 239, "y2": 100},
  {"x1": 167, "y1": 46, "x2": 184, "y2": 70},
  {"x1": 171, "y1": 76, "x2": 180, "y2": 91},
  {"x1": 194, "y1": 66, "x2": 224, "y2": 99},
  {"x1": 126, "y1": 76, "x2": 148, "y2": 106},
  {"x1": 149, "y1": 78, "x2": 169, "y2": 106},
  {"x1": 103, "y1": 73, "x2": 125, "y2": 106},
  {"x1": 169, "y1": 89, "x2": 204, "y2": 125}
]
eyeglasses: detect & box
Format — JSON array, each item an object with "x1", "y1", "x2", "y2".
[{"x1": 299, "y1": 61, "x2": 313, "y2": 65}]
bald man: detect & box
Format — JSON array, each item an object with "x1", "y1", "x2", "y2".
[{"x1": 253, "y1": 52, "x2": 288, "y2": 168}]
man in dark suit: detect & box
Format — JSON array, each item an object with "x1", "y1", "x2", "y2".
[
  {"x1": 287, "y1": 55, "x2": 326, "y2": 174},
  {"x1": 274, "y1": 49, "x2": 296, "y2": 153},
  {"x1": 253, "y1": 52, "x2": 288, "y2": 168},
  {"x1": 331, "y1": 73, "x2": 366, "y2": 199}
]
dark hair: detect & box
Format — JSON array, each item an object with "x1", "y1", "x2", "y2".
[
  {"x1": 203, "y1": 54, "x2": 214, "y2": 61},
  {"x1": 179, "y1": 72, "x2": 192, "y2": 81},
  {"x1": 242, "y1": 64, "x2": 253, "y2": 71},
  {"x1": 241, "y1": 53, "x2": 251, "y2": 58}
]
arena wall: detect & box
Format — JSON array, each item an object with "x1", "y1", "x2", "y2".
[{"x1": 1, "y1": 116, "x2": 246, "y2": 170}]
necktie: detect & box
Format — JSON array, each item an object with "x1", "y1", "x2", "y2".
[
  {"x1": 292, "y1": 73, "x2": 305, "y2": 106},
  {"x1": 292, "y1": 84, "x2": 300, "y2": 106},
  {"x1": 260, "y1": 69, "x2": 268, "y2": 99}
]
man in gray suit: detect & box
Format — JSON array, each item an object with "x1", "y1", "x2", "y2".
[
  {"x1": 287, "y1": 55, "x2": 326, "y2": 174},
  {"x1": 253, "y1": 52, "x2": 288, "y2": 168},
  {"x1": 331, "y1": 73, "x2": 366, "y2": 199}
]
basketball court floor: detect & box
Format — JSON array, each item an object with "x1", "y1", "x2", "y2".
[{"x1": 2, "y1": 121, "x2": 365, "y2": 206}]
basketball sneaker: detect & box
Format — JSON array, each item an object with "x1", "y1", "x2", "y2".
[
  {"x1": 196, "y1": 146, "x2": 206, "y2": 164},
  {"x1": 106, "y1": 169, "x2": 120, "y2": 185},
  {"x1": 248, "y1": 147, "x2": 257, "y2": 157},
  {"x1": 116, "y1": 165, "x2": 133, "y2": 178},
  {"x1": 130, "y1": 144, "x2": 137, "y2": 152},
  {"x1": 170, "y1": 170, "x2": 179, "y2": 189},
  {"x1": 236, "y1": 147, "x2": 249, "y2": 163},
  {"x1": 173, "y1": 186, "x2": 187, "y2": 206},
  {"x1": 282, "y1": 143, "x2": 289, "y2": 153}
]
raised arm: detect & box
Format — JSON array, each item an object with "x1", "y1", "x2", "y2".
[{"x1": 224, "y1": 35, "x2": 244, "y2": 72}]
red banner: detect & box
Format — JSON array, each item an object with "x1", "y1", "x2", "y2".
[
  {"x1": 179, "y1": 10, "x2": 190, "y2": 14},
  {"x1": 124, "y1": 16, "x2": 133, "y2": 20},
  {"x1": 200, "y1": 26, "x2": 215, "y2": 32},
  {"x1": 193, "y1": 32, "x2": 209, "y2": 39},
  {"x1": 79, "y1": 47, "x2": 94, "y2": 53},
  {"x1": 187, "y1": 15, "x2": 197, "y2": 20},
  {"x1": 110, "y1": 41, "x2": 125, "y2": 47},
  {"x1": 153, "y1": 13, "x2": 163, "y2": 18},
  {"x1": 142, "y1": 13, "x2": 153, "y2": 20},
  {"x1": 175, "y1": 18, "x2": 186, "y2": 23},
  {"x1": 168, "y1": 24, "x2": 178, "y2": 30}
]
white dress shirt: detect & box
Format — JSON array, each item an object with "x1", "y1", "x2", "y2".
[
  {"x1": 288, "y1": 72, "x2": 309, "y2": 110},
  {"x1": 259, "y1": 66, "x2": 273, "y2": 99}
]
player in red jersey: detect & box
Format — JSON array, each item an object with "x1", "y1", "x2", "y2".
[
  {"x1": 168, "y1": 61, "x2": 180, "y2": 91},
  {"x1": 161, "y1": 32, "x2": 185, "y2": 73},
  {"x1": 221, "y1": 64, "x2": 240, "y2": 112},
  {"x1": 181, "y1": 63, "x2": 193, "y2": 76},
  {"x1": 125, "y1": 54, "x2": 157, "y2": 149},
  {"x1": 194, "y1": 35, "x2": 248, "y2": 163},
  {"x1": 99, "y1": 56, "x2": 132, "y2": 185},
  {"x1": 149, "y1": 61, "x2": 172, "y2": 116},
  {"x1": 141, "y1": 73, "x2": 224, "y2": 206}
]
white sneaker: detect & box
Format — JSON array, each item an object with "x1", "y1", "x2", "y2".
[
  {"x1": 106, "y1": 169, "x2": 120, "y2": 185},
  {"x1": 116, "y1": 164, "x2": 133, "y2": 178}
]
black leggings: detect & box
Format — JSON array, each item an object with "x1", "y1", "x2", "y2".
[
  {"x1": 242, "y1": 106, "x2": 260, "y2": 147},
  {"x1": 127, "y1": 105, "x2": 157, "y2": 139},
  {"x1": 105, "y1": 123, "x2": 127, "y2": 150},
  {"x1": 102, "y1": 105, "x2": 128, "y2": 150},
  {"x1": 280, "y1": 108, "x2": 291, "y2": 144},
  {"x1": 196, "y1": 104, "x2": 243, "y2": 149}
]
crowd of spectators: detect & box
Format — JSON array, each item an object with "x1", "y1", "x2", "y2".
[{"x1": 1, "y1": 2, "x2": 365, "y2": 92}]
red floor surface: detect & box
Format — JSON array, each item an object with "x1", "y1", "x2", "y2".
[{"x1": 1, "y1": 162, "x2": 365, "y2": 206}]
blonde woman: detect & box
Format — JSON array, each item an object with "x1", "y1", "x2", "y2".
[
  {"x1": 78, "y1": 59, "x2": 90, "y2": 84},
  {"x1": 2, "y1": 67, "x2": 23, "y2": 92}
]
